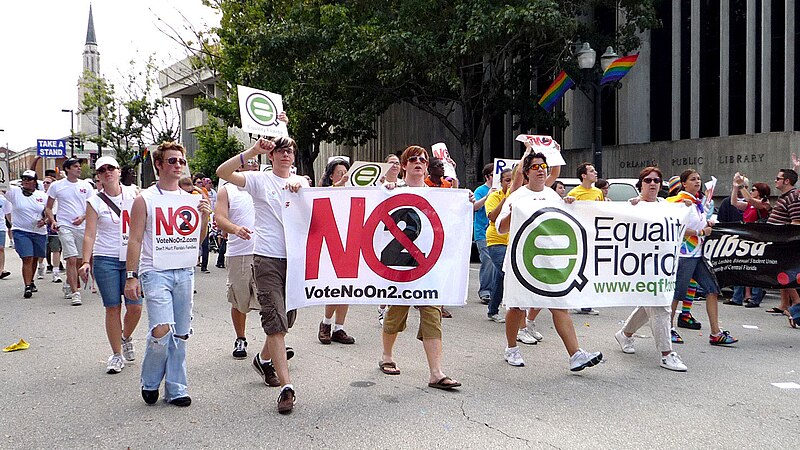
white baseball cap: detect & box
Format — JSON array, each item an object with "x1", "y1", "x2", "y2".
[
  {"x1": 22, "y1": 170, "x2": 37, "y2": 179},
  {"x1": 94, "y1": 156, "x2": 120, "y2": 169}
]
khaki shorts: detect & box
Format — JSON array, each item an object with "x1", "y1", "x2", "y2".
[
  {"x1": 226, "y1": 255, "x2": 259, "y2": 314},
  {"x1": 382, "y1": 305, "x2": 442, "y2": 340},
  {"x1": 57, "y1": 226, "x2": 84, "y2": 259},
  {"x1": 252, "y1": 255, "x2": 296, "y2": 335}
]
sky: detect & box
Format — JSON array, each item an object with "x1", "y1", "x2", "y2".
[{"x1": 0, "y1": 0, "x2": 220, "y2": 151}]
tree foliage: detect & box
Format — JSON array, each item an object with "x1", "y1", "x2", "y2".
[
  {"x1": 203, "y1": 0, "x2": 659, "y2": 183},
  {"x1": 190, "y1": 118, "x2": 244, "y2": 183},
  {"x1": 79, "y1": 56, "x2": 180, "y2": 171}
]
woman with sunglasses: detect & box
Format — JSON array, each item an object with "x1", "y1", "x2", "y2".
[
  {"x1": 496, "y1": 152, "x2": 603, "y2": 371},
  {"x1": 667, "y1": 169, "x2": 737, "y2": 346},
  {"x1": 2, "y1": 170, "x2": 48, "y2": 298},
  {"x1": 79, "y1": 156, "x2": 142, "y2": 374},
  {"x1": 613, "y1": 167, "x2": 687, "y2": 371}
]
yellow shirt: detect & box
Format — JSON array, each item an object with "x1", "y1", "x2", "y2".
[
  {"x1": 568, "y1": 185, "x2": 605, "y2": 201},
  {"x1": 485, "y1": 189, "x2": 509, "y2": 246}
]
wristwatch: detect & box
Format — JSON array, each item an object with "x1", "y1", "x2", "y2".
[{"x1": 126, "y1": 271, "x2": 138, "y2": 280}]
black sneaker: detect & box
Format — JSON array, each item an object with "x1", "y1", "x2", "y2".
[
  {"x1": 252, "y1": 355, "x2": 280, "y2": 387},
  {"x1": 142, "y1": 388, "x2": 159, "y2": 405},
  {"x1": 30, "y1": 282, "x2": 38, "y2": 293},
  {"x1": 23, "y1": 285, "x2": 33, "y2": 298},
  {"x1": 285, "y1": 346, "x2": 295, "y2": 360},
  {"x1": 168, "y1": 396, "x2": 192, "y2": 407},
  {"x1": 0, "y1": 271, "x2": 10, "y2": 279},
  {"x1": 232, "y1": 338, "x2": 248, "y2": 359},
  {"x1": 277, "y1": 387, "x2": 296, "y2": 414}
]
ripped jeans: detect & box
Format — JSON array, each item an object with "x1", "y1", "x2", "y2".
[{"x1": 139, "y1": 268, "x2": 194, "y2": 401}]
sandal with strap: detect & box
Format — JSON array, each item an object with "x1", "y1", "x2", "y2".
[
  {"x1": 379, "y1": 361, "x2": 400, "y2": 375},
  {"x1": 428, "y1": 376, "x2": 461, "y2": 390}
]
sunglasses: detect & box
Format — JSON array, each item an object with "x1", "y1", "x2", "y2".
[
  {"x1": 529, "y1": 163, "x2": 548, "y2": 171},
  {"x1": 642, "y1": 177, "x2": 661, "y2": 184},
  {"x1": 166, "y1": 157, "x2": 188, "y2": 166},
  {"x1": 272, "y1": 147, "x2": 294, "y2": 155},
  {"x1": 407, "y1": 156, "x2": 427, "y2": 163},
  {"x1": 246, "y1": 159, "x2": 258, "y2": 166},
  {"x1": 96, "y1": 165, "x2": 116, "y2": 174},
  {"x1": 776, "y1": 176, "x2": 785, "y2": 181},
  {"x1": 21, "y1": 177, "x2": 36, "y2": 182}
]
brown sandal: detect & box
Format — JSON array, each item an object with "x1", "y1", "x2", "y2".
[
  {"x1": 379, "y1": 361, "x2": 400, "y2": 375},
  {"x1": 428, "y1": 376, "x2": 461, "y2": 390}
]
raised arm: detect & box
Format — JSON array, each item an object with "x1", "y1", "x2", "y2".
[{"x1": 217, "y1": 138, "x2": 274, "y2": 187}]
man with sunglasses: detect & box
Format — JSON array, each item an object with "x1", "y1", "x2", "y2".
[
  {"x1": 45, "y1": 158, "x2": 95, "y2": 306},
  {"x1": 216, "y1": 130, "x2": 308, "y2": 415},
  {"x1": 125, "y1": 142, "x2": 212, "y2": 407},
  {"x1": 2, "y1": 170, "x2": 48, "y2": 298}
]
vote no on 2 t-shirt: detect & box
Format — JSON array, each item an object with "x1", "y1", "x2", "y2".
[
  {"x1": 47, "y1": 178, "x2": 94, "y2": 230},
  {"x1": 3, "y1": 185, "x2": 48, "y2": 234}
]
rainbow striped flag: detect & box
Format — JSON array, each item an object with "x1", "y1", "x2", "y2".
[
  {"x1": 600, "y1": 54, "x2": 639, "y2": 85},
  {"x1": 537, "y1": 71, "x2": 574, "y2": 112}
]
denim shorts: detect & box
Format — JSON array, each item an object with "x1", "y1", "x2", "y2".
[
  {"x1": 673, "y1": 257, "x2": 720, "y2": 301},
  {"x1": 93, "y1": 255, "x2": 142, "y2": 307},
  {"x1": 0, "y1": 230, "x2": 5, "y2": 247},
  {"x1": 13, "y1": 230, "x2": 47, "y2": 258}
]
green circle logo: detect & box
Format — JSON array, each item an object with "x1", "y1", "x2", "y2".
[
  {"x1": 510, "y1": 207, "x2": 587, "y2": 297},
  {"x1": 351, "y1": 164, "x2": 382, "y2": 186},
  {"x1": 246, "y1": 93, "x2": 278, "y2": 126}
]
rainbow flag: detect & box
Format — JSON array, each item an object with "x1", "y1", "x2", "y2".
[
  {"x1": 600, "y1": 54, "x2": 639, "y2": 85},
  {"x1": 537, "y1": 71, "x2": 575, "y2": 112}
]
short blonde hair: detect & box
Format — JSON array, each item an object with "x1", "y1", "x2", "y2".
[{"x1": 153, "y1": 141, "x2": 186, "y2": 175}]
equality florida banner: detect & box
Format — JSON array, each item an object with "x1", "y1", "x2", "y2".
[
  {"x1": 705, "y1": 223, "x2": 800, "y2": 288},
  {"x1": 503, "y1": 200, "x2": 690, "y2": 308},
  {"x1": 283, "y1": 187, "x2": 472, "y2": 310}
]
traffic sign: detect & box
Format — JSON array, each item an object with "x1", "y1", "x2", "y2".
[{"x1": 36, "y1": 139, "x2": 67, "y2": 158}]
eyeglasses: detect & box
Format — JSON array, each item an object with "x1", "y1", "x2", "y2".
[
  {"x1": 642, "y1": 177, "x2": 661, "y2": 184},
  {"x1": 96, "y1": 165, "x2": 116, "y2": 174},
  {"x1": 529, "y1": 163, "x2": 548, "y2": 171},
  {"x1": 272, "y1": 146, "x2": 294, "y2": 155},
  {"x1": 776, "y1": 176, "x2": 785, "y2": 181},
  {"x1": 389, "y1": 161, "x2": 400, "y2": 166},
  {"x1": 43, "y1": 181, "x2": 52, "y2": 185},
  {"x1": 166, "y1": 157, "x2": 187, "y2": 166},
  {"x1": 407, "y1": 156, "x2": 427, "y2": 163}
]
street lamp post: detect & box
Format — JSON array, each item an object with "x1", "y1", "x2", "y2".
[
  {"x1": 61, "y1": 109, "x2": 75, "y2": 157},
  {"x1": 576, "y1": 43, "x2": 618, "y2": 178}
]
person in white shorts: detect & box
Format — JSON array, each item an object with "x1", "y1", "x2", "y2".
[{"x1": 45, "y1": 158, "x2": 94, "y2": 306}]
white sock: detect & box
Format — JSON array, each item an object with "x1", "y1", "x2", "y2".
[
  {"x1": 281, "y1": 383, "x2": 294, "y2": 392},
  {"x1": 526, "y1": 319, "x2": 535, "y2": 328},
  {"x1": 322, "y1": 316, "x2": 333, "y2": 325},
  {"x1": 333, "y1": 324, "x2": 344, "y2": 332},
  {"x1": 258, "y1": 354, "x2": 270, "y2": 365},
  {"x1": 506, "y1": 346, "x2": 518, "y2": 352}
]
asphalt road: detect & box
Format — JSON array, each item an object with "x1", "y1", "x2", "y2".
[{"x1": 0, "y1": 249, "x2": 797, "y2": 449}]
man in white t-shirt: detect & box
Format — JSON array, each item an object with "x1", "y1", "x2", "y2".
[
  {"x1": 45, "y1": 158, "x2": 94, "y2": 305},
  {"x1": 216, "y1": 130, "x2": 307, "y2": 415}
]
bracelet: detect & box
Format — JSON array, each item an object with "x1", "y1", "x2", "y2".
[
  {"x1": 698, "y1": 229, "x2": 704, "y2": 237},
  {"x1": 239, "y1": 153, "x2": 245, "y2": 166}
]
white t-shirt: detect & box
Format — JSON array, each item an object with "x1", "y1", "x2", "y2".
[
  {"x1": 47, "y1": 178, "x2": 94, "y2": 230},
  {"x1": 242, "y1": 170, "x2": 309, "y2": 258},
  {"x1": 138, "y1": 185, "x2": 188, "y2": 274},
  {"x1": 223, "y1": 183, "x2": 255, "y2": 257},
  {"x1": 4, "y1": 185, "x2": 48, "y2": 235},
  {"x1": 87, "y1": 185, "x2": 138, "y2": 258},
  {"x1": 496, "y1": 185, "x2": 563, "y2": 235}
]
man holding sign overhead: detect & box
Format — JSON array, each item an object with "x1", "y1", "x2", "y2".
[{"x1": 125, "y1": 142, "x2": 212, "y2": 408}]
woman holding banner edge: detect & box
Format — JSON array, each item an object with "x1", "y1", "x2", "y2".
[
  {"x1": 496, "y1": 152, "x2": 603, "y2": 371},
  {"x1": 613, "y1": 166, "x2": 687, "y2": 371}
]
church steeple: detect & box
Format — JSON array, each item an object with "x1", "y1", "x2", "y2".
[{"x1": 85, "y1": 4, "x2": 97, "y2": 45}]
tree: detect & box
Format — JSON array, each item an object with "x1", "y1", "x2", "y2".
[
  {"x1": 79, "y1": 56, "x2": 180, "y2": 171},
  {"x1": 202, "y1": 0, "x2": 659, "y2": 183},
  {"x1": 190, "y1": 118, "x2": 244, "y2": 183}
]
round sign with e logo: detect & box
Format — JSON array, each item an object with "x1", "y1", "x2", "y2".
[{"x1": 509, "y1": 207, "x2": 588, "y2": 297}]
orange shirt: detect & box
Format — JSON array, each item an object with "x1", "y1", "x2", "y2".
[{"x1": 425, "y1": 177, "x2": 452, "y2": 188}]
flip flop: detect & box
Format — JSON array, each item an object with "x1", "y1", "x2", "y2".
[
  {"x1": 379, "y1": 361, "x2": 400, "y2": 375},
  {"x1": 766, "y1": 307, "x2": 785, "y2": 314},
  {"x1": 428, "y1": 376, "x2": 461, "y2": 390},
  {"x1": 0, "y1": 271, "x2": 10, "y2": 279},
  {"x1": 785, "y1": 311, "x2": 797, "y2": 329}
]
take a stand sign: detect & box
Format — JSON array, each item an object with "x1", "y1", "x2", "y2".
[
  {"x1": 150, "y1": 195, "x2": 203, "y2": 270},
  {"x1": 237, "y1": 85, "x2": 289, "y2": 137},
  {"x1": 37, "y1": 139, "x2": 67, "y2": 158}
]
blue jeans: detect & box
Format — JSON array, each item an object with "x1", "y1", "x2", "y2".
[
  {"x1": 731, "y1": 286, "x2": 765, "y2": 306},
  {"x1": 487, "y1": 244, "x2": 507, "y2": 316},
  {"x1": 93, "y1": 256, "x2": 142, "y2": 307},
  {"x1": 475, "y1": 240, "x2": 495, "y2": 298},
  {"x1": 139, "y1": 268, "x2": 194, "y2": 401}
]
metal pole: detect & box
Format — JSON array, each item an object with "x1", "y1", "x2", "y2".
[
  {"x1": 70, "y1": 113, "x2": 75, "y2": 158},
  {"x1": 593, "y1": 79, "x2": 603, "y2": 178},
  {"x1": 97, "y1": 106, "x2": 102, "y2": 157}
]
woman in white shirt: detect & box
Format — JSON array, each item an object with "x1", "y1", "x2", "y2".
[
  {"x1": 78, "y1": 157, "x2": 142, "y2": 374},
  {"x1": 3, "y1": 170, "x2": 48, "y2": 298}
]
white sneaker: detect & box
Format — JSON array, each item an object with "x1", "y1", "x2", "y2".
[
  {"x1": 614, "y1": 330, "x2": 636, "y2": 354},
  {"x1": 37, "y1": 266, "x2": 44, "y2": 279},
  {"x1": 70, "y1": 291, "x2": 82, "y2": 306},
  {"x1": 63, "y1": 283, "x2": 72, "y2": 299},
  {"x1": 516, "y1": 328, "x2": 538, "y2": 345},
  {"x1": 52, "y1": 272, "x2": 62, "y2": 283},
  {"x1": 121, "y1": 336, "x2": 135, "y2": 362},
  {"x1": 569, "y1": 348, "x2": 603, "y2": 372},
  {"x1": 106, "y1": 354, "x2": 124, "y2": 374},
  {"x1": 504, "y1": 347, "x2": 525, "y2": 367},
  {"x1": 377, "y1": 307, "x2": 386, "y2": 326},
  {"x1": 488, "y1": 313, "x2": 506, "y2": 323},
  {"x1": 526, "y1": 321, "x2": 544, "y2": 341},
  {"x1": 660, "y1": 352, "x2": 687, "y2": 372}
]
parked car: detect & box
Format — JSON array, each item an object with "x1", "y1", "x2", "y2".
[{"x1": 557, "y1": 178, "x2": 640, "y2": 202}]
